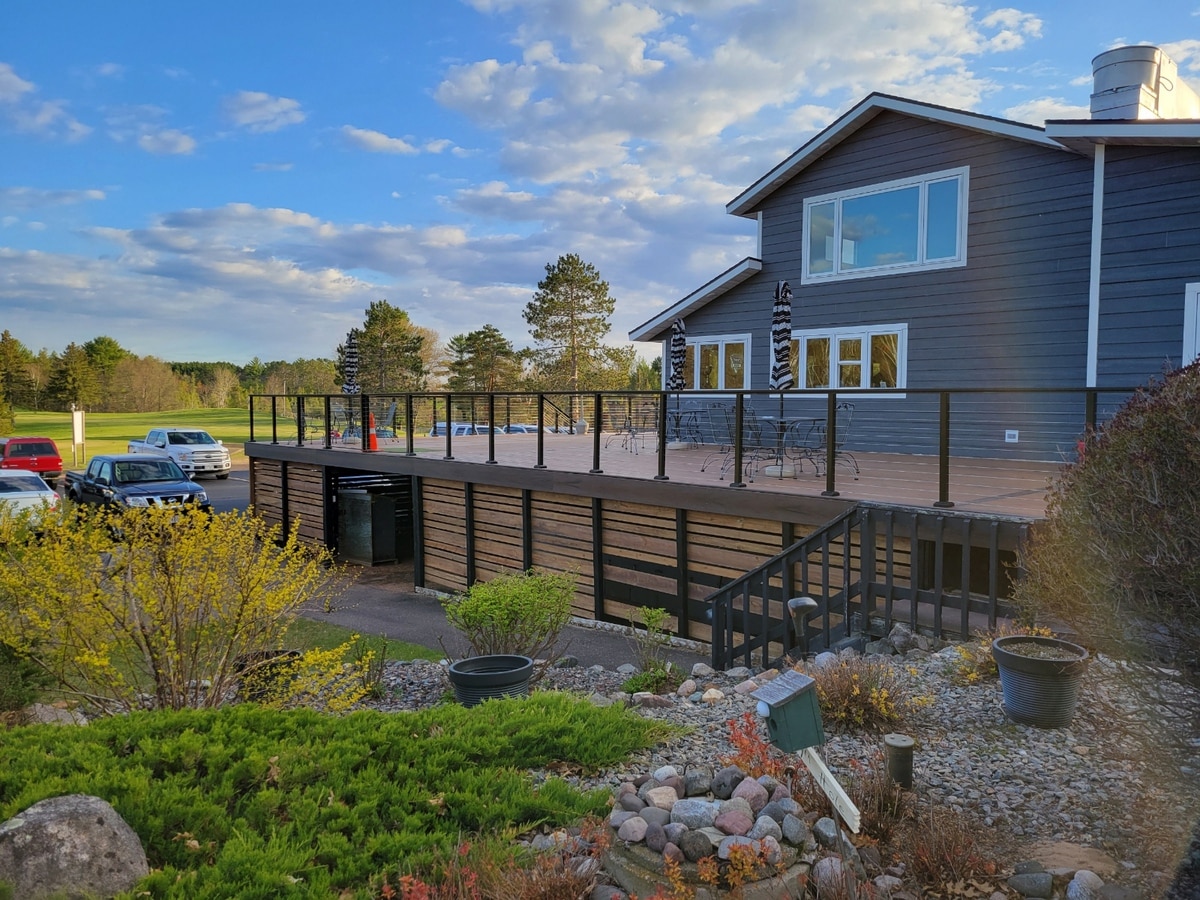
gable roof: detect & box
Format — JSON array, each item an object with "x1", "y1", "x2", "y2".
[
  {"x1": 726, "y1": 93, "x2": 1067, "y2": 218},
  {"x1": 628, "y1": 257, "x2": 761, "y2": 343}
]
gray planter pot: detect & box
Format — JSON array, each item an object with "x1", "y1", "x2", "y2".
[
  {"x1": 992, "y1": 635, "x2": 1089, "y2": 728},
  {"x1": 447, "y1": 654, "x2": 534, "y2": 707}
]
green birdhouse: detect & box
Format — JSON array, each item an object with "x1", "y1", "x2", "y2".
[{"x1": 750, "y1": 669, "x2": 825, "y2": 752}]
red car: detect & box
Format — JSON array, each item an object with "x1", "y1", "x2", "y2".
[{"x1": 0, "y1": 436, "x2": 64, "y2": 489}]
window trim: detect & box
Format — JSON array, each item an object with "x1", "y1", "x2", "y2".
[
  {"x1": 793, "y1": 323, "x2": 907, "y2": 397},
  {"x1": 676, "y1": 333, "x2": 752, "y2": 391},
  {"x1": 801, "y1": 167, "x2": 969, "y2": 283},
  {"x1": 1185, "y1": 283, "x2": 1200, "y2": 366}
]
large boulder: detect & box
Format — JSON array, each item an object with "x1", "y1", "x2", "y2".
[{"x1": 0, "y1": 794, "x2": 148, "y2": 899}]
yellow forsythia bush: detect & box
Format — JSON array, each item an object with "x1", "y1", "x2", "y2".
[{"x1": 0, "y1": 505, "x2": 358, "y2": 713}]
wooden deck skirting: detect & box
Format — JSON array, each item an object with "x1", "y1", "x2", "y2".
[{"x1": 245, "y1": 435, "x2": 1044, "y2": 646}]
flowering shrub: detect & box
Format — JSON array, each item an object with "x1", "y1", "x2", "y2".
[
  {"x1": 807, "y1": 655, "x2": 914, "y2": 731},
  {"x1": 946, "y1": 623, "x2": 1053, "y2": 686}
]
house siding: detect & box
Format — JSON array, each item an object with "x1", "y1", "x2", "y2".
[
  {"x1": 1098, "y1": 146, "x2": 1200, "y2": 385},
  {"x1": 709, "y1": 112, "x2": 1096, "y2": 459}
]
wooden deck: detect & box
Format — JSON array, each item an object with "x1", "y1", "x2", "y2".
[{"x1": 297, "y1": 430, "x2": 1058, "y2": 520}]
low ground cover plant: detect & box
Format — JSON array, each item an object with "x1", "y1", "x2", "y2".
[
  {"x1": 0, "y1": 694, "x2": 676, "y2": 898},
  {"x1": 621, "y1": 606, "x2": 683, "y2": 694}
]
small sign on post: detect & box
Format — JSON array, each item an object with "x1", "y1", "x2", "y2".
[{"x1": 751, "y1": 669, "x2": 861, "y2": 833}]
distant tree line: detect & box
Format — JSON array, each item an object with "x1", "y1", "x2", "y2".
[{"x1": 0, "y1": 254, "x2": 661, "y2": 427}]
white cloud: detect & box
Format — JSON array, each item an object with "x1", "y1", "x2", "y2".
[
  {"x1": 253, "y1": 162, "x2": 294, "y2": 172},
  {"x1": 223, "y1": 90, "x2": 306, "y2": 132},
  {"x1": 0, "y1": 187, "x2": 106, "y2": 211},
  {"x1": 1004, "y1": 96, "x2": 1090, "y2": 124},
  {"x1": 341, "y1": 125, "x2": 418, "y2": 154},
  {"x1": 0, "y1": 63, "x2": 35, "y2": 102},
  {"x1": 138, "y1": 128, "x2": 196, "y2": 155},
  {"x1": 0, "y1": 63, "x2": 91, "y2": 140}
]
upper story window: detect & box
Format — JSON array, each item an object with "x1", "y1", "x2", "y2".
[
  {"x1": 677, "y1": 334, "x2": 749, "y2": 390},
  {"x1": 802, "y1": 168, "x2": 968, "y2": 282}
]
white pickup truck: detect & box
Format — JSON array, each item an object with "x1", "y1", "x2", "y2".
[{"x1": 126, "y1": 427, "x2": 232, "y2": 479}]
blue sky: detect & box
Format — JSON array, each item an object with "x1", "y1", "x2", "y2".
[{"x1": 2, "y1": 1, "x2": 1197, "y2": 366}]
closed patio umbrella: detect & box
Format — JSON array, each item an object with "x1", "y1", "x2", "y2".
[
  {"x1": 341, "y1": 331, "x2": 361, "y2": 435},
  {"x1": 769, "y1": 281, "x2": 794, "y2": 392},
  {"x1": 667, "y1": 317, "x2": 686, "y2": 391}
]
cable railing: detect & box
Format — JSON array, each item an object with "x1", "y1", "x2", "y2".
[{"x1": 249, "y1": 384, "x2": 1138, "y2": 508}]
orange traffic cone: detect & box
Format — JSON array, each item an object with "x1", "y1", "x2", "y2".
[{"x1": 367, "y1": 413, "x2": 379, "y2": 451}]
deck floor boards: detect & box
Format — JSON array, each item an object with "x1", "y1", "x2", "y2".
[{"x1": 294, "y1": 431, "x2": 1059, "y2": 519}]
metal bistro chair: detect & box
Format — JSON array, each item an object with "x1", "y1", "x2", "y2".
[
  {"x1": 698, "y1": 402, "x2": 735, "y2": 475},
  {"x1": 603, "y1": 399, "x2": 647, "y2": 454},
  {"x1": 736, "y1": 406, "x2": 773, "y2": 482},
  {"x1": 789, "y1": 402, "x2": 859, "y2": 479}
]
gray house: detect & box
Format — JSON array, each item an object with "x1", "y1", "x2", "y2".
[{"x1": 631, "y1": 45, "x2": 1200, "y2": 460}]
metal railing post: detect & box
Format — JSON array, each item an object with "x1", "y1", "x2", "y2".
[
  {"x1": 590, "y1": 392, "x2": 603, "y2": 473},
  {"x1": 535, "y1": 393, "x2": 547, "y2": 469},
  {"x1": 405, "y1": 394, "x2": 416, "y2": 456},
  {"x1": 655, "y1": 391, "x2": 669, "y2": 481},
  {"x1": 443, "y1": 393, "x2": 454, "y2": 459},
  {"x1": 731, "y1": 392, "x2": 747, "y2": 487},
  {"x1": 323, "y1": 396, "x2": 332, "y2": 448},
  {"x1": 486, "y1": 394, "x2": 497, "y2": 464},
  {"x1": 297, "y1": 396, "x2": 306, "y2": 445},
  {"x1": 934, "y1": 391, "x2": 954, "y2": 508},
  {"x1": 821, "y1": 391, "x2": 838, "y2": 497}
]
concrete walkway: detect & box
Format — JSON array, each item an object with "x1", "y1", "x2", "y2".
[{"x1": 298, "y1": 561, "x2": 710, "y2": 672}]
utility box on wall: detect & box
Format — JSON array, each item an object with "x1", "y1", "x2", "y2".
[{"x1": 337, "y1": 490, "x2": 398, "y2": 565}]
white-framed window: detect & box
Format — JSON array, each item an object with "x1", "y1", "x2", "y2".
[
  {"x1": 802, "y1": 167, "x2": 968, "y2": 282},
  {"x1": 1185, "y1": 283, "x2": 1200, "y2": 365},
  {"x1": 678, "y1": 334, "x2": 750, "y2": 390},
  {"x1": 789, "y1": 325, "x2": 907, "y2": 390}
]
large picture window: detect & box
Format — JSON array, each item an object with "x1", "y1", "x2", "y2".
[
  {"x1": 803, "y1": 168, "x2": 968, "y2": 282},
  {"x1": 789, "y1": 325, "x2": 906, "y2": 390},
  {"x1": 678, "y1": 335, "x2": 749, "y2": 390}
]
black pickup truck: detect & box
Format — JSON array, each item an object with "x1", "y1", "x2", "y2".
[{"x1": 64, "y1": 454, "x2": 212, "y2": 512}]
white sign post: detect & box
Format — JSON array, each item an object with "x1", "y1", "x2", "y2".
[
  {"x1": 798, "y1": 747, "x2": 861, "y2": 833},
  {"x1": 71, "y1": 407, "x2": 86, "y2": 467}
]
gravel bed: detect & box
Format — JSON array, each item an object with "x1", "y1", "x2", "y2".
[{"x1": 370, "y1": 648, "x2": 1200, "y2": 898}]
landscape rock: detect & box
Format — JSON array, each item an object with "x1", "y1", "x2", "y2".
[{"x1": 0, "y1": 794, "x2": 148, "y2": 900}]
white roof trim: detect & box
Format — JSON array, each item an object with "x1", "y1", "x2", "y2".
[
  {"x1": 1045, "y1": 119, "x2": 1200, "y2": 152},
  {"x1": 628, "y1": 257, "x2": 762, "y2": 342},
  {"x1": 727, "y1": 93, "x2": 1064, "y2": 218}
]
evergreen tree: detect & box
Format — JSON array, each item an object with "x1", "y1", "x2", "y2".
[
  {"x1": 445, "y1": 325, "x2": 523, "y2": 393},
  {"x1": 48, "y1": 343, "x2": 101, "y2": 411},
  {"x1": 353, "y1": 300, "x2": 427, "y2": 394},
  {"x1": 0, "y1": 330, "x2": 33, "y2": 409},
  {"x1": 523, "y1": 254, "x2": 616, "y2": 394}
]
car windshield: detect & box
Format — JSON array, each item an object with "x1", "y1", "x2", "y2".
[
  {"x1": 167, "y1": 431, "x2": 215, "y2": 445},
  {"x1": 114, "y1": 460, "x2": 184, "y2": 483}
]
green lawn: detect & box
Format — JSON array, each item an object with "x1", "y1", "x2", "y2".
[{"x1": 13, "y1": 408, "x2": 251, "y2": 470}]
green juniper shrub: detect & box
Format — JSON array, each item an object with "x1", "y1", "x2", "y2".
[{"x1": 0, "y1": 695, "x2": 677, "y2": 899}]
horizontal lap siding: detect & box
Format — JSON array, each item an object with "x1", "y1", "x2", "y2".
[
  {"x1": 1099, "y1": 147, "x2": 1200, "y2": 384},
  {"x1": 708, "y1": 112, "x2": 1095, "y2": 460}
]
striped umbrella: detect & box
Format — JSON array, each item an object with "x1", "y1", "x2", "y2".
[
  {"x1": 769, "y1": 281, "x2": 794, "y2": 391},
  {"x1": 341, "y1": 331, "x2": 361, "y2": 395},
  {"x1": 667, "y1": 317, "x2": 687, "y2": 391}
]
